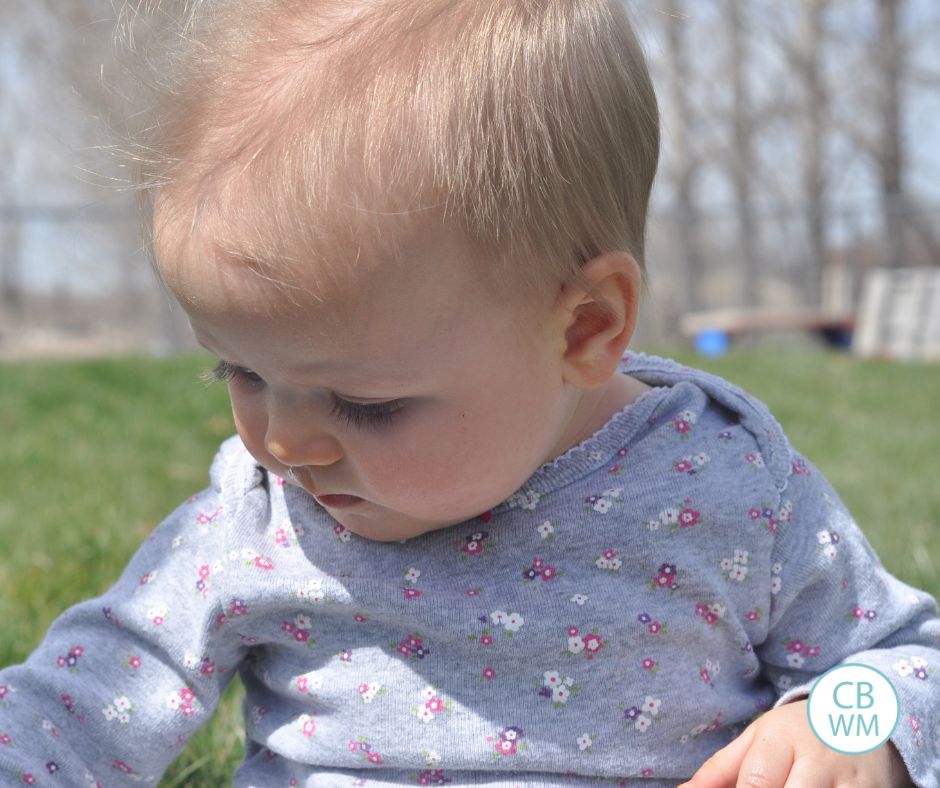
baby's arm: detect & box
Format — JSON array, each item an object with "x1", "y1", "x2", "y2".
[
  {"x1": 695, "y1": 452, "x2": 939, "y2": 787},
  {"x1": 0, "y1": 482, "x2": 246, "y2": 785}
]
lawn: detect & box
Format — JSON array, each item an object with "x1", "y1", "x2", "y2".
[{"x1": 1, "y1": 349, "x2": 937, "y2": 785}]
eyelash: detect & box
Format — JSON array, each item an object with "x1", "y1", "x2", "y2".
[{"x1": 205, "y1": 360, "x2": 405, "y2": 430}]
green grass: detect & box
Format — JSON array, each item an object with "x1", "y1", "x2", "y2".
[{"x1": 1, "y1": 349, "x2": 938, "y2": 784}]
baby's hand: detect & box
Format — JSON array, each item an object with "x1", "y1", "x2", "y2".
[{"x1": 679, "y1": 699, "x2": 913, "y2": 788}]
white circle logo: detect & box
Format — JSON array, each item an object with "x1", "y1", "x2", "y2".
[{"x1": 807, "y1": 663, "x2": 900, "y2": 754}]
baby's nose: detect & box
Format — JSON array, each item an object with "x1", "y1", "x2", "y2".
[{"x1": 264, "y1": 400, "x2": 343, "y2": 467}]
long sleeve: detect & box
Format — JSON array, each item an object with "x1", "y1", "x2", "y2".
[
  {"x1": 0, "y1": 440, "x2": 257, "y2": 786},
  {"x1": 757, "y1": 453, "x2": 940, "y2": 787}
]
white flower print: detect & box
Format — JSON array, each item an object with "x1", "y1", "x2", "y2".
[
  {"x1": 543, "y1": 671, "x2": 562, "y2": 687},
  {"x1": 183, "y1": 654, "x2": 199, "y2": 670},
  {"x1": 693, "y1": 452, "x2": 710, "y2": 466},
  {"x1": 567, "y1": 636, "x2": 585, "y2": 654},
  {"x1": 118, "y1": 712, "x2": 131, "y2": 724},
  {"x1": 552, "y1": 685, "x2": 571, "y2": 704},
  {"x1": 358, "y1": 683, "x2": 380, "y2": 703},
  {"x1": 504, "y1": 612, "x2": 524, "y2": 632},
  {"x1": 537, "y1": 521, "x2": 555, "y2": 539},
  {"x1": 595, "y1": 557, "x2": 611, "y2": 570},
  {"x1": 729, "y1": 564, "x2": 748, "y2": 582},
  {"x1": 642, "y1": 696, "x2": 661, "y2": 716},
  {"x1": 421, "y1": 686, "x2": 436, "y2": 701},
  {"x1": 777, "y1": 675, "x2": 793, "y2": 691},
  {"x1": 577, "y1": 733, "x2": 593, "y2": 751},
  {"x1": 772, "y1": 562, "x2": 783, "y2": 575},
  {"x1": 720, "y1": 558, "x2": 734, "y2": 571},
  {"x1": 708, "y1": 603, "x2": 726, "y2": 619},
  {"x1": 404, "y1": 568, "x2": 421, "y2": 584},
  {"x1": 425, "y1": 750, "x2": 441, "y2": 764},
  {"x1": 172, "y1": 535, "x2": 184, "y2": 549},
  {"x1": 113, "y1": 696, "x2": 132, "y2": 713},
  {"x1": 416, "y1": 705, "x2": 435, "y2": 723},
  {"x1": 817, "y1": 531, "x2": 832, "y2": 545},
  {"x1": 823, "y1": 545, "x2": 837, "y2": 561},
  {"x1": 911, "y1": 656, "x2": 927, "y2": 669},
  {"x1": 569, "y1": 593, "x2": 589, "y2": 605},
  {"x1": 593, "y1": 498, "x2": 612, "y2": 514},
  {"x1": 490, "y1": 610, "x2": 507, "y2": 625},
  {"x1": 102, "y1": 705, "x2": 117, "y2": 720},
  {"x1": 786, "y1": 652, "x2": 805, "y2": 668},
  {"x1": 240, "y1": 548, "x2": 257, "y2": 561},
  {"x1": 661, "y1": 508, "x2": 680, "y2": 526},
  {"x1": 294, "y1": 614, "x2": 312, "y2": 631},
  {"x1": 770, "y1": 576, "x2": 782, "y2": 594},
  {"x1": 603, "y1": 487, "x2": 624, "y2": 499},
  {"x1": 894, "y1": 659, "x2": 914, "y2": 678},
  {"x1": 634, "y1": 714, "x2": 652, "y2": 732},
  {"x1": 212, "y1": 560, "x2": 225, "y2": 574},
  {"x1": 734, "y1": 549, "x2": 749, "y2": 565}
]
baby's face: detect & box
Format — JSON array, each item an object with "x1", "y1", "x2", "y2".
[{"x1": 156, "y1": 213, "x2": 586, "y2": 542}]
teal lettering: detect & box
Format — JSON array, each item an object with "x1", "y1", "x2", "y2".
[
  {"x1": 856, "y1": 714, "x2": 879, "y2": 737},
  {"x1": 833, "y1": 682, "x2": 854, "y2": 709},
  {"x1": 828, "y1": 713, "x2": 854, "y2": 736},
  {"x1": 856, "y1": 682, "x2": 874, "y2": 709}
]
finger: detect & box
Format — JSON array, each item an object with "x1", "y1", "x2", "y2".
[
  {"x1": 780, "y1": 755, "x2": 826, "y2": 788},
  {"x1": 733, "y1": 727, "x2": 795, "y2": 788},
  {"x1": 679, "y1": 723, "x2": 757, "y2": 788}
]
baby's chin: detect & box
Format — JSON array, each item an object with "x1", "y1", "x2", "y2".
[{"x1": 329, "y1": 508, "x2": 469, "y2": 543}]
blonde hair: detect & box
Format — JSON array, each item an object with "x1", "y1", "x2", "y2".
[{"x1": 119, "y1": 0, "x2": 659, "y2": 312}]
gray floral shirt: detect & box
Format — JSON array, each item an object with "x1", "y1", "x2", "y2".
[{"x1": 1, "y1": 353, "x2": 938, "y2": 787}]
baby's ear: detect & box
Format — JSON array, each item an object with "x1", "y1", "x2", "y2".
[{"x1": 551, "y1": 251, "x2": 641, "y2": 389}]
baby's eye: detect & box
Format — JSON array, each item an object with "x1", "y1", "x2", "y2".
[
  {"x1": 330, "y1": 395, "x2": 405, "y2": 430},
  {"x1": 204, "y1": 359, "x2": 264, "y2": 386}
]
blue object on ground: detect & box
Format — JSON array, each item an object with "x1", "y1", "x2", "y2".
[{"x1": 694, "y1": 329, "x2": 730, "y2": 357}]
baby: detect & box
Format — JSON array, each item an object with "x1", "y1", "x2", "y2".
[{"x1": 1, "y1": 0, "x2": 937, "y2": 785}]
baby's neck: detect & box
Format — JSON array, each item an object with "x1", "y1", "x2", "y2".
[{"x1": 552, "y1": 372, "x2": 652, "y2": 461}]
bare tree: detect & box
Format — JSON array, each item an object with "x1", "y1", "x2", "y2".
[
  {"x1": 663, "y1": 0, "x2": 705, "y2": 312},
  {"x1": 725, "y1": 0, "x2": 761, "y2": 306}
]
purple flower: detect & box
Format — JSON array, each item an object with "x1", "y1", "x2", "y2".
[
  {"x1": 66, "y1": 655, "x2": 77, "y2": 668},
  {"x1": 623, "y1": 706, "x2": 641, "y2": 721},
  {"x1": 500, "y1": 725, "x2": 524, "y2": 741},
  {"x1": 538, "y1": 687, "x2": 552, "y2": 699},
  {"x1": 637, "y1": 613, "x2": 652, "y2": 623},
  {"x1": 865, "y1": 610, "x2": 877, "y2": 621},
  {"x1": 523, "y1": 568, "x2": 538, "y2": 581},
  {"x1": 414, "y1": 647, "x2": 429, "y2": 659},
  {"x1": 914, "y1": 668, "x2": 928, "y2": 680},
  {"x1": 830, "y1": 531, "x2": 840, "y2": 544},
  {"x1": 657, "y1": 563, "x2": 677, "y2": 576},
  {"x1": 585, "y1": 495, "x2": 598, "y2": 504}
]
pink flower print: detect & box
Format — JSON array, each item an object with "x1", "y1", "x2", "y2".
[
  {"x1": 200, "y1": 658, "x2": 216, "y2": 676},
  {"x1": 583, "y1": 633, "x2": 604, "y2": 658},
  {"x1": 678, "y1": 507, "x2": 700, "y2": 528},
  {"x1": 402, "y1": 587, "x2": 423, "y2": 600},
  {"x1": 128, "y1": 655, "x2": 141, "y2": 669},
  {"x1": 354, "y1": 613, "x2": 368, "y2": 623},
  {"x1": 0, "y1": 734, "x2": 10, "y2": 745},
  {"x1": 642, "y1": 658, "x2": 657, "y2": 673},
  {"x1": 465, "y1": 588, "x2": 482, "y2": 596},
  {"x1": 229, "y1": 598, "x2": 248, "y2": 616},
  {"x1": 0, "y1": 685, "x2": 9, "y2": 703},
  {"x1": 746, "y1": 609, "x2": 761, "y2": 621},
  {"x1": 532, "y1": 558, "x2": 545, "y2": 570},
  {"x1": 254, "y1": 556, "x2": 274, "y2": 570},
  {"x1": 113, "y1": 760, "x2": 135, "y2": 775},
  {"x1": 652, "y1": 563, "x2": 679, "y2": 591},
  {"x1": 300, "y1": 715, "x2": 316, "y2": 737},
  {"x1": 463, "y1": 540, "x2": 483, "y2": 556},
  {"x1": 368, "y1": 752, "x2": 383, "y2": 765},
  {"x1": 275, "y1": 528, "x2": 290, "y2": 547},
  {"x1": 21, "y1": 774, "x2": 36, "y2": 785},
  {"x1": 496, "y1": 739, "x2": 516, "y2": 756},
  {"x1": 541, "y1": 565, "x2": 557, "y2": 581},
  {"x1": 482, "y1": 667, "x2": 495, "y2": 680},
  {"x1": 648, "y1": 621, "x2": 662, "y2": 634},
  {"x1": 333, "y1": 524, "x2": 351, "y2": 542},
  {"x1": 568, "y1": 626, "x2": 580, "y2": 637},
  {"x1": 479, "y1": 633, "x2": 494, "y2": 647},
  {"x1": 426, "y1": 697, "x2": 445, "y2": 714},
  {"x1": 56, "y1": 645, "x2": 85, "y2": 671},
  {"x1": 478, "y1": 510, "x2": 493, "y2": 522},
  {"x1": 786, "y1": 639, "x2": 804, "y2": 653},
  {"x1": 673, "y1": 459, "x2": 694, "y2": 474},
  {"x1": 348, "y1": 740, "x2": 358, "y2": 753},
  {"x1": 195, "y1": 507, "x2": 221, "y2": 525}
]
